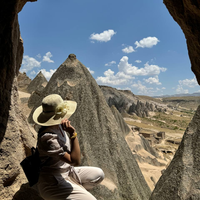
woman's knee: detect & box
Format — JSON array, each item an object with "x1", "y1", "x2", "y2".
[{"x1": 93, "y1": 168, "x2": 104, "y2": 184}]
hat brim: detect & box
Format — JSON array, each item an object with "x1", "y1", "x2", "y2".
[{"x1": 32, "y1": 100, "x2": 77, "y2": 126}]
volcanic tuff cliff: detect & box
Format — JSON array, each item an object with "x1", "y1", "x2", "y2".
[
  {"x1": 150, "y1": 1, "x2": 200, "y2": 199},
  {"x1": 28, "y1": 54, "x2": 151, "y2": 200},
  {"x1": 0, "y1": 1, "x2": 42, "y2": 200},
  {"x1": 100, "y1": 85, "x2": 168, "y2": 117}
]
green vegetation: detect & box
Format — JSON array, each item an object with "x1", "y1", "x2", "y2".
[{"x1": 124, "y1": 107, "x2": 193, "y2": 135}]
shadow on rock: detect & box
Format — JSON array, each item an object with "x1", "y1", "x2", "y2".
[{"x1": 12, "y1": 183, "x2": 44, "y2": 200}]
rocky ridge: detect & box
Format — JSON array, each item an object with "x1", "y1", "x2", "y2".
[{"x1": 100, "y1": 85, "x2": 168, "y2": 118}]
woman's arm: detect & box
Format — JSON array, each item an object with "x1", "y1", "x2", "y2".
[{"x1": 60, "y1": 119, "x2": 81, "y2": 166}]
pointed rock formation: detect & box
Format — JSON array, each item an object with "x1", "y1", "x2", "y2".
[
  {"x1": 27, "y1": 71, "x2": 48, "y2": 94},
  {"x1": 17, "y1": 72, "x2": 31, "y2": 92},
  {"x1": 29, "y1": 54, "x2": 151, "y2": 200}
]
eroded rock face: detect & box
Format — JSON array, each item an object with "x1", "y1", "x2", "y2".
[
  {"x1": 29, "y1": 54, "x2": 151, "y2": 200},
  {"x1": 164, "y1": 0, "x2": 200, "y2": 84},
  {"x1": 0, "y1": 1, "x2": 38, "y2": 199},
  {"x1": 17, "y1": 72, "x2": 31, "y2": 92},
  {"x1": 27, "y1": 71, "x2": 48, "y2": 94},
  {"x1": 110, "y1": 105, "x2": 131, "y2": 136},
  {"x1": 100, "y1": 85, "x2": 167, "y2": 117},
  {"x1": 150, "y1": 105, "x2": 200, "y2": 199},
  {"x1": 150, "y1": 1, "x2": 200, "y2": 199}
]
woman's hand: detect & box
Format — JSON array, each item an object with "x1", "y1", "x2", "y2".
[{"x1": 61, "y1": 118, "x2": 75, "y2": 136}]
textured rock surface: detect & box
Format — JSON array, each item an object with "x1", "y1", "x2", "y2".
[
  {"x1": 150, "y1": 1, "x2": 200, "y2": 199},
  {"x1": 150, "y1": 105, "x2": 200, "y2": 199},
  {"x1": 29, "y1": 54, "x2": 151, "y2": 200},
  {"x1": 110, "y1": 105, "x2": 131, "y2": 136},
  {"x1": 0, "y1": 0, "x2": 39, "y2": 200},
  {"x1": 100, "y1": 85, "x2": 167, "y2": 117},
  {"x1": 17, "y1": 72, "x2": 31, "y2": 92},
  {"x1": 27, "y1": 71, "x2": 47, "y2": 94},
  {"x1": 163, "y1": 0, "x2": 200, "y2": 84}
]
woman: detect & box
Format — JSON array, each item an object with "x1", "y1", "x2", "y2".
[{"x1": 33, "y1": 94, "x2": 104, "y2": 200}]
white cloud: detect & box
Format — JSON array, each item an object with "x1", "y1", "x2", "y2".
[
  {"x1": 135, "y1": 37, "x2": 160, "y2": 48},
  {"x1": 105, "y1": 61, "x2": 116, "y2": 66},
  {"x1": 21, "y1": 55, "x2": 41, "y2": 72},
  {"x1": 175, "y1": 77, "x2": 198, "y2": 94},
  {"x1": 131, "y1": 81, "x2": 153, "y2": 95},
  {"x1": 122, "y1": 46, "x2": 135, "y2": 53},
  {"x1": 90, "y1": 29, "x2": 116, "y2": 42},
  {"x1": 42, "y1": 52, "x2": 54, "y2": 63},
  {"x1": 144, "y1": 75, "x2": 161, "y2": 85},
  {"x1": 176, "y1": 85, "x2": 189, "y2": 94},
  {"x1": 96, "y1": 69, "x2": 133, "y2": 86},
  {"x1": 40, "y1": 69, "x2": 56, "y2": 81},
  {"x1": 162, "y1": 87, "x2": 166, "y2": 90},
  {"x1": 30, "y1": 70, "x2": 36, "y2": 75},
  {"x1": 135, "y1": 60, "x2": 142, "y2": 63},
  {"x1": 178, "y1": 77, "x2": 198, "y2": 88},
  {"x1": 87, "y1": 67, "x2": 94, "y2": 74},
  {"x1": 118, "y1": 56, "x2": 167, "y2": 76}
]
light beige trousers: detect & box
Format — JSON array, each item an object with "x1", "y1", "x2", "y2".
[{"x1": 36, "y1": 166, "x2": 104, "y2": 200}]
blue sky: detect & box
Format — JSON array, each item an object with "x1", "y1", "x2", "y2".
[{"x1": 19, "y1": 0, "x2": 199, "y2": 96}]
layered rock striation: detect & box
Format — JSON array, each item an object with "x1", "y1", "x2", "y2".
[
  {"x1": 29, "y1": 54, "x2": 151, "y2": 200},
  {"x1": 100, "y1": 85, "x2": 167, "y2": 118}
]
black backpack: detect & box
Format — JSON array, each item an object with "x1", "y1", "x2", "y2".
[{"x1": 20, "y1": 131, "x2": 52, "y2": 187}]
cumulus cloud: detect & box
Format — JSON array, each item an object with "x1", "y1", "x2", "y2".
[
  {"x1": 135, "y1": 60, "x2": 142, "y2": 63},
  {"x1": 40, "y1": 69, "x2": 56, "y2": 81},
  {"x1": 21, "y1": 55, "x2": 41, "y2": 72},
  {"x1": 135, "y1": 37, "x2": 160, "y2": 48},
  {"x1": 118, "y1": 56, "x2": 167, "y2": 76},
  {"x1": 96, "y1": 69, "x2": 133, "y2": 86},
  {"x1": 105, "y1": 61, "x2": 116, "y2": 66},
  {"x1": 176, "y1": 85, "x2": 189, "y2": 94},
  {"x1": 144, "y1": 75, "x2": 161, "y2": 85},
  {"x1": 175, "y1": 77, "x2": 198, "y2": 94},
  {"x1": 87, "y1": 67, "x2": 94, "y2": 74},
  {"x1": 178, "y1": 77, "x2": 198, "y2": 88},
  {"x1": 90, "y1": 29, "x2": 116, "y2": 42},
  {"x1": 131, "y1": 81, "x2": 153, "y2": 95},
  {"x1": 122, "y1": 46, "x2": 135, "y2": 53},
  {"x1": 42, "y1": 52, "x2": 54, "y2": 63}
]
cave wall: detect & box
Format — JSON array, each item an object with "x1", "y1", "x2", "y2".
[
  {"x1": 163, "y1": 0, "x2": 200, "y2": 84},
  {"x1": 150, "y1": 1, "x2": 200, "y2": 199},
  {"x1": 0, "y1": 1, "x2": 39, "y2": 199}
]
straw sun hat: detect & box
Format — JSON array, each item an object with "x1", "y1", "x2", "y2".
[{"x1": 33, "y1": 94, "x2": 77, "y2": 126}]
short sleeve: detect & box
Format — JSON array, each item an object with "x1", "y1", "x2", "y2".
[{"x1": 38, "y1": 133, "x2": 65, "y2": 157}]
